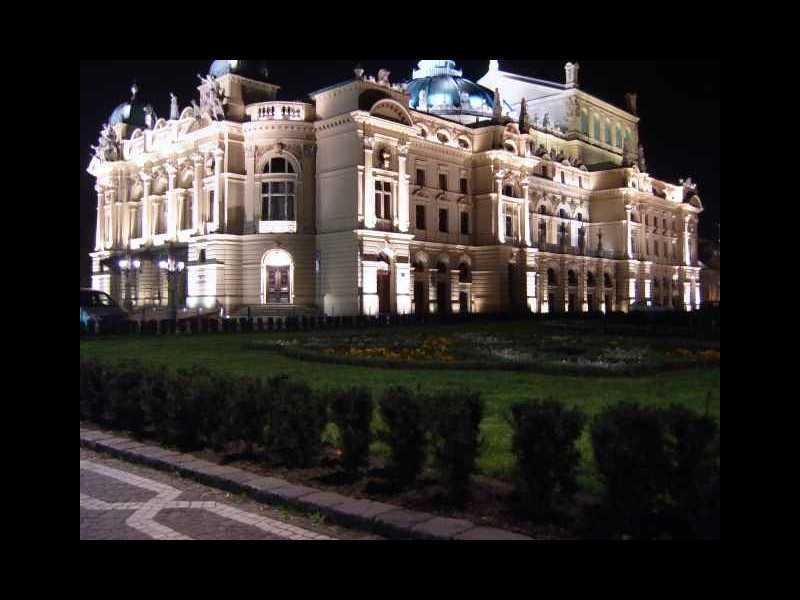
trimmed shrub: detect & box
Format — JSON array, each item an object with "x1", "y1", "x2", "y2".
[
  {"x1": 428, "y1": 390, "x2": 484, "y2": 504},
  {"x1": 590, "y1": 403, "x2": 672, "y2": 538},
  {"x1": 265, "y1": 377, "x2": 327, "y2": 467},
  {"x1": 328, "y1": 386, "x2": 374, "y2": 477},
  {"x1": 509, "y1": 399, "x2": 586, "y2": 518},
  {"x1": 223, "y1": 375, "x2": 271, "y2": 454},
  {"x1": 80, "y1": 359, "x2": 110, "y2": 422},
  {"x1": 107, "y1": 362, "x2": 149, "y2": 436},
  {"x1": 378, "y1": 386, "x2": 427, "y2": 487}
]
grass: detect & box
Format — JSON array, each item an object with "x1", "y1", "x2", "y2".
[{"x1": 80, "y1": 321, "x2": 719, "y2": 493}]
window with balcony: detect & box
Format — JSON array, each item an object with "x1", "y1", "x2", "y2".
[
  {"x1": 439, "y1": 208, "x2": 448, "y2": 232},
  {"x1": 375, "y1": 180, "x2": 392, "y2": 220},
  {"x1": 416, "y1": 169, "x2": 425, "y2": 187},
  {"x1": 416, "y1": 205, "x2": 426, "y2": 230},
  {"x1": 461, "y1": 212, "x2": 469, "y2": 235},
  {"x1": 439, "y1": 173, "x2": 448, "y2": 191}
]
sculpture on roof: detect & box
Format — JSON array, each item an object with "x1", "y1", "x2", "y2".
[
  {"x1": 518, "y1": 98, "x2": 529, "y2": 133},
  {"x1": 377, "y1": 69, "x2": 391, "y2": 85},
  {"x1": 169, "y1": 93, "x2": 179, "y2": 120},
  {"x1": 637, "y1": 144, "x2": 647, "y2": 172},
  {"x1": 143, "y1": 105, "x2": 154, "y2": 129},
  {"x1": 197, "y1": 73, "x2": 226, "y2": 121},
  {"x1": 91, "y1": 123, "x2": 120, "y2": 162},
  {"x1": 679, "y1": 177, "x2": 698, "y2": 196}
]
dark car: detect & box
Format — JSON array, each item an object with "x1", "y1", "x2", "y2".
[{"x1": 80, "y1": 288, "x2": 129, "y2": 331}]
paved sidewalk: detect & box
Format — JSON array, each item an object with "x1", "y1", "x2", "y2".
[{"x1": 80, "y1": 448, "x2": 381, "y2": 540}]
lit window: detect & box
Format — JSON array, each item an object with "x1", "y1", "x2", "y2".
[
  {"x1": 262, "y1": 181, "x2": 295, "y2": 221},
  {"x1": 375, "y1": 180, "x2": 392, "y2": 220}
]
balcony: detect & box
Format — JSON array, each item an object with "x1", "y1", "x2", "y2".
[
  {"x1": 258, "y1": 220, "x2": 297, "y2": 234},
  {"x1": 246, "y1": 101, "x2": 314, "y2": 122}
]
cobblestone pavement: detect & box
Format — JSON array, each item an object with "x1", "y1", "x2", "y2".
[{"x1": 80, "y1": 448, "x2": 382, "y2": 540}]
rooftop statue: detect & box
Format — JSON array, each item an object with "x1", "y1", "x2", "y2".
[
  {"x1": 197, "y1": 73, "x2": 227, "y2": 121},
  {"x1": 91, "y1": 123, "x2": 120, "y2": 162},
  {"x1": 169, "y1": 93, "x2": 179, "y2": 120},
  {"x1": 377, "y1": 69, "x2": 391, "y2": 85}
]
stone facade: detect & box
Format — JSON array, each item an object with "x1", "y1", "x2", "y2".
[{"x1": 87, "y1": 59, "x2": 710, "y2": 316}]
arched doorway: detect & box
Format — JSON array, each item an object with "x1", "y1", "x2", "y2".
[
  {"x1": 458, "y1": 262, "x2": 472, "y2": 314},
  {"x1": 587, "y1": 271, "x2": 597, "y2": 311},
  {"x1": 436, "y1": 259, "x2": 451, "y2": 315},
  {"x1": 261, "y1": 249, "x2": 293, "y2": 305}
]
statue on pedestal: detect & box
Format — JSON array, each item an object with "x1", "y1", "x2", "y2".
[{"x1": 169, "y1": 93, "x2": 179, "y2": 120}]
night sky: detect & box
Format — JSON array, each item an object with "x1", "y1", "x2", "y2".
[{"x1": 80, "y1": 60, "x2": 719, "y2": 287}]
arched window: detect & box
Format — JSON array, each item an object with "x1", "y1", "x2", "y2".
[
  {"x1": 605, "y1": 124, "x2": 612, "y2": 145},
  {"x1": 578, "y1": 226, "x2": 586, "y2": 251},
  {"x1": 558, "y1": 222, "x2": 568, "y2": 245},
  {"x1": 436, "y1": 260, "x2": 449, "y2": 274},
  {"x1": 587, "y1": 272, "x2": 596, "y2": 287},
  {"x1": 539, "y1": 205, "x2": 548, "y2": 215},
  {"x1": 616, "y1": 128, "x2": 622, "y2": 148},
  {"x1": 581, "y1": 112, "x2": 589, "y2": 134},
  {"x1": 503, "y1": 184, "x2": 514, "y2": 197},
  {"x1": 568, "y1": 270, "x2": 578, "y2": 286},
  {"x1": 559, "y1": 208, "x2": 568, "y2": 219},
  {"x1": 604, "y1": 273, "x2": 613, "y2": 288},
  {"x1": 576, "y1": 212, "x2": 583, "y2": 222},
  {"x1": 261, "y1": 156, "x2": 297, "y2": 222},
  {"x1": 594, "y1": 118, "x2": 601, "y2": 140},
  {"x1": 547, "y1": 268, "x2": 558, "y2": 286}
]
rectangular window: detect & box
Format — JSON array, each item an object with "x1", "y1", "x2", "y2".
[
  {"x1": 416, "y1": 169, "x2": 425, "y2": 187},
  {"x1": 460, "y1": 212, "x2": 469, "y2": 235},
  {"x1": 439, "y1": 173, "x2": 448, "y2": 191},
  {"x1": 505, "y1": 215, "x2": 513, "y2": 238},
  {"x1": 416, "y1": 205, "x2": 426, "y2": 230},
  {"x1": 460, "y1": 178, "x2": 468, "y2": 194},
  {"x1": 263, "y1": 181, "x2": 295, "y2": 221},
  {"x1": 208, "y1": 190, "x2": 215, "y2": 221},
  {"x1": 560, "y1": 172, "x2": 565, "y2": 184},
  {"x1": 374, "y1": 180, "x2": 392, "y2": 220},
  {"x1": 439, "y1": 208, "x2": 448, "y2": 233},
  {"x1": 579, "y1": 176, "x2": 583, "y2": 189}
]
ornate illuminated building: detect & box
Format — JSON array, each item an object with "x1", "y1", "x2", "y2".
[{"x1": 87, "y1": 59, "x2": 710, "y2": 317}]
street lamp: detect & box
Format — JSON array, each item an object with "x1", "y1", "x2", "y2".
[
  {"x1": 158, "y1": 256, "x2": 185, "y2": 322},
  {"x1": 117, "y1": 256, "x2": 141, "y2": 310}
]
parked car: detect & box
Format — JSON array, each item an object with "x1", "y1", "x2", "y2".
[{"x1": 80, "y1": 288, "x2": 129, "y2": 330}]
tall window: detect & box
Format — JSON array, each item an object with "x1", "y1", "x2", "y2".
[
  {"x1": 594, "y1": 120, "x2": 601, "y2": 140},
  {"x1": 416, "y1": 169, "x2": 425, "y2": 186},
  {"x1": 460, "y1": 178, "x2": 468, "y2": 194},
  {"x1": 605, "y1": 125, "x2": 612, "y2": 145},
  {"x1": 261, "y1": 157, "x2": 296, "y2": 221},
  {"x1": 560, "y1": 172, "x2": 565, "y2": 184},
  {"x1": 439, "y1": 208, "x2": 448, "y2": 232},
  {"x1": 375, "y1": 181, "x2": 392, "y2": 220},
  {"x1": 503, "y1": 184, "x2": 513, "y2": 197},
  {"x1": 262, "y1": 181, "x2": 295, "y2": 221},
  {"x1": 505, "y1": 215, "x2": 513, "y2": 238},
  {"x1": 579, "y1": 176, "x2": 583, "y2": 189},
  {"x1": 207, "y1": 190, "x2": 215, "y2": 222},
  {"x1": 439, "y1": 173, "x2": 448, "y2": 191},
  {"x1": 416, "y1": 205, "x2": 426, "y2": 230},
  {"x1": 461, "y1": 212, "x2": 469, "y2": 235},
  {"x1": 616, "y1": 128, "x2": 622, "y2": 148},
  {"x1": 581, "y1": 112, "x2": 589, "y2": 134}
]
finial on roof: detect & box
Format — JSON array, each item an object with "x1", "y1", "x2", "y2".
[
  {"x1": 565, "y1": 62, "x2": 580, "y2": 88},
  {"x1": 354, "y1": 63, "x2": 364, "y2": 79}
]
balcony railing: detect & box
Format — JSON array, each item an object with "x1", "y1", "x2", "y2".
[{"x1": 246, "y1": 102, "x2": 313, "y2": 122}]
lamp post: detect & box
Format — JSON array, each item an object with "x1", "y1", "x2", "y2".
[
  {"x1": 117, "y1": 257, "x2": 141, "y2": 311},
  {"x1": 158, "y1": 256, "x2": 185, "y2": 324}
]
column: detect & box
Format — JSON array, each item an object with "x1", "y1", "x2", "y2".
[
  {"x1": 562, "y1": 263, "x2": 569, "y2": 313},
  {"x1": 192, "y1": 154, "x2": 203, "y2": 233},
  {"x1": 165, "y1": 162, "x2": 178, "y2": 241},
  {"x1": 682, "y1": 214, "x2": 691, "y2": 266},
  {"x1": 538, "y1": 264, "x2": 549, "y2": 313},
  {"x1": 496, "y1": 175, "x2": 505, "y2": 243},
  {"x1": 598, "y1": 265, "x2": 606, "y2": 313},
  {"x1": 397, "y1": 144, "x2": 410, "y2": 232},
  {"x1": 522, "y1": 181, "x2": 531, "y2": 247},
  {"x1": 624, "y1": 204, "x2": 633, "y2": 259},
  {"x1": 140, "y1": 173, "x2": 152, "y2": 242},
  {"x1": 580, "y1": 262, "x2": 588, "y2": 312},
  {"x1": 526, "y1": 268, "x2": 538, "y2": 312},
  {"x1": 175, "y1": 189, "x2": 188, "y2": 233},
  {"x1": 693, "y1": 278, "x2": 701, "y2": 310},
  {"x1": 364, "y1": 137, "x2": 376, "y2": 229},
  {"x1": 107, "y1": 188, "x2": 117, "y2": 248},
  {"x1": 94, "y1": 185, "x2": 105, "y2": 250},
  {"x1": 212, "y1": 148, "x2": 224, "y2": 232}
]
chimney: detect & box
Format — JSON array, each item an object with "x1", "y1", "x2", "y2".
[
  {"x1": 565, "y1": 62, "x2": 579, "y2": 88},
  {"x1": 625, "y1": 92, "x2": 638, "y2": 115}
]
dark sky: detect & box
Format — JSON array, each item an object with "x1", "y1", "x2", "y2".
[{"x1": 80, "y1": 60, "x2": 719, "y2": 286}]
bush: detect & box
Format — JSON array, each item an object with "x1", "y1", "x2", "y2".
[
  {"x1": 509, "y1": 399, "x2": 586, "y2": 518},
  {"x1": 328, "y1": 387, "x2": 374, "y2": 477},
  {"x1": 378, "y1": 386, "x2": 427, "y2": 487},
  {"x1": 223, "y1": 375, "x2": 271, "y2": 454},
  {"x1": 107, "y1": 362, "x2": 149, "y2": 436},
  {"x1": 590, "y1": 403, "x2": 673, "y2": 538},
  {"x1": 80, "y1": 359, "x2": 110, "y2": 422},
  {"x1": 428, "y1": 390, "x2": 484, "y2": 504},
  {"x1": 265, "y1": 377, "x2": 327, "y2": 467}
]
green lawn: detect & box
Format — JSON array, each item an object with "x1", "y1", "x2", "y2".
[{"x1": 80, "y1": 323, "x2": 719, "y2": 493}]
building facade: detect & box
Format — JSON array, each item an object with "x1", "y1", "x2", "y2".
[{"x1": 87, "y1": 59, "x2": 709, "y2": 317}]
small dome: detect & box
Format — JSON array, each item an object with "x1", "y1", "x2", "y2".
[
  {"x1": 209, "y1": 59, "x2": 269, "y2": 81},
  {"x1": 108, "y1": 84, "x2": 156, "y2": 128},
  {"x1": 407, "y1": 60, "x2": 493, "y2": 119}
]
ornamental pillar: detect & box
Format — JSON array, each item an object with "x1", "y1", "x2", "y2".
[
  {"x1": 682, "y1": 214, "x2": 692, "y2": 266},
  {"x1": 94, "y1": 185, "x2": 105, "y2": 251},
  {"x1": 580, "y1": 262, "x2": 588, "y2": 312},
  {"x1": 212, "y1": 148, "x2": 224, "y2": 232},
  {"x1": 522, "y1": 180, "x2": 531, "y2": 247},
  {"x1": 192, "y1": 154, "x2": 203, "y2": 233},
  {"x1": 496, "y1": 174, "x2": 505, "y2": 243},
  {"x1": 140, "y1": 173, "x2": 152, "y2": 242},
  {"x1": 397, "y1": 144, "x2": 410, "y2": 232},
  {"x1": 364, "y1": 137, "x2": 376, "y2": 229},
  {"x1": 165, "y1": 162, "x2": 178, "y2": 241},
  {"x1": 625, "y1": 204, "x2": 633, "y2": 259}
]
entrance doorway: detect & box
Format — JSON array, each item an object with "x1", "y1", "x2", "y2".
[
  {"x1": 414, "y1": 281, "x2": 427, "y2": 315},
  {"x1": 377, "y1": 269, "x2": 390, "y2": 314},
  {"x1": 459, "y1": 291, "x2": 469, "y2": 314},
  {"x1": 261, "y1": 249, "x2": 293, "y2": 305},
  {"x1": 437, "y1": 282, "x2": 449, "y2": 314},
  {"x1": 267, "y1": 266, "x2": 290, "y2": 304}
]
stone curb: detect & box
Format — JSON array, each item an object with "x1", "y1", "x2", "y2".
[{"x1": 80, "y1": 427, "x2": 533, "y2": 541}]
